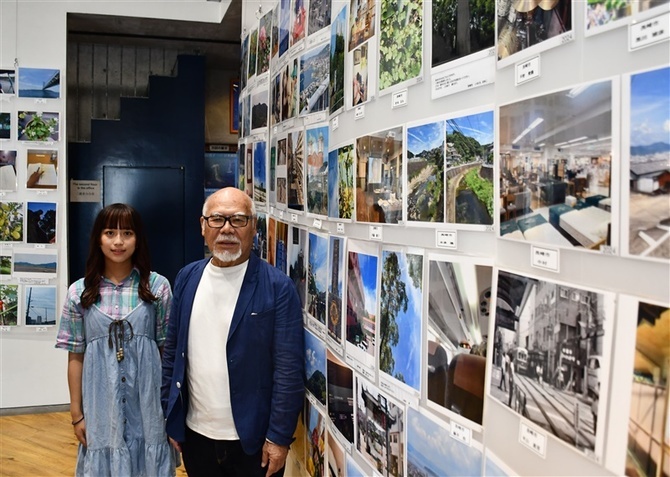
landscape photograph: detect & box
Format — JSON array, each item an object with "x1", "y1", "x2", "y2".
[
  {"x1": 445, "y1": 110, "x2": 494, "y2": 225},
  {"x1": 307, "y1": 231, "x2": 328, "y2": 326},
  {"x1": 18, "y1": 67, "x2": 60, "y2": 99},
  {"x1": 330, "y1": 5, "x2": 347, "y2": 115},
  {"x1": 251, "y1": 88, "x2": 269, "y2": 131},
  {"x1": 305, "y1": 328, "x2": 327, "y2": 406},
  {"x1": 346, "y1": 244, "x2": 379, "y2": 363},
  {"x1": 12, "y1": 251, "x2": 57, "y2": 277},
  {"x1": 253, "y1": 140, "x2": 267, "y2": 206},
  {"x1": 24, "y1": 285, "x2": 57, "y2": 326},
  {"x1": 306, "y1": 125, "x2": 329, "y2": 216},
  {"x1": 406, "y1": 120, "x2": 445, "y2": 222},
  {"x1": 300, "y1": 43, "x2": 330, "y2": 116}
]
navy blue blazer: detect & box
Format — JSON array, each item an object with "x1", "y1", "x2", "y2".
[{"x1": 161, "y1": 252, "x2": 305, "y2": 454}]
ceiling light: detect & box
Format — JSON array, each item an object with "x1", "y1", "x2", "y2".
[
  {"x1": 567, "y1": 84, "x2": 590, "y2": 98},
  {"x1": 568, "y1": 136, "x2": 589, "y2": 143},
  {"x1": 512, "y1": 117, "x2": 544, "y2": 144}
]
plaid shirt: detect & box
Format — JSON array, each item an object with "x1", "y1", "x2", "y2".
[{"x1": 55, "y1": 268, "x2": 172, "y2": 353}]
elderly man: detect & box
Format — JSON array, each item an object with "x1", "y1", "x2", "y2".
[{"x1": 162, "y1": 187, "x2": 304, "y2": 477}]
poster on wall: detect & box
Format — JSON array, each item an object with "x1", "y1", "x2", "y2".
[
  {"x1": 348, "y1": 0, "x2": 376, "y2": 51},
  {"x1": 496, "y1": 0, "x2": 574, "y2": 69},
  {"x1": 430, "y1": 0, "x2": 495, "y2": 99},
  {"x1": 300, "y1": 43, "x2": 330, "y2": 117},
  {"x1": 0, "y1": 69, "x2": 16, "y2": 95},
  {"x1": 407, "y1": 406, "x2": 484, "y2": 477},
  {"x1": 288, "y1": 225, "x2": 308, "y2": 308},
  {"x1": 243, "y1": 95, "x2": 251, "y2": 139},
  {"x1": 355, "y1": 376, "x2": 405, "y2": 477},
  {"x1": 0, "y1": 284, "x2": 18, "y2": 326},
  {"x1": 253, "y1": 140, "x2": 267, "y2": 208},
  {"x1": 606, "y1": 295, "x2": 669, "y2": 477},
  {"x1": 445, "y1": 108, "x2": 495, "y2": 227},
  {"x1": 24, "y1": 285, "x2": 57, "y2": 326},
  {"x1": 12, "y1": 249, "x2": 57, "y2": 279},
  {"x1": 269, "y1": 137, "x2": 277, "y2": 205},
  {"x1": 26, "y1": 201, "x2": 56, "y2": 244},
  {"x1": 328, "y1": 143, "x2": 355, "y2": 220},
  {"x1": 18, "y1": 111, "x2": 59, "y2": 142},
  {"x1": 306, "y1": 124, "x2": 329, "y2": 217},
  {"x1": 378, "y1": 246, "x2": 423, "y2": 400},
  {"x1": 327, "y1": 235, "x2": 346, "y2": 352},
  {"x1": 621, "y1": 65, "x2": 670, "y2": 262},
  {"x1": 18, "y1": 67, "x2": 60, "y2": 99},
  {"x1": 378, "y1": 0, "x2": 423, "y2": 96},
  {"x1": 245, "y1": 142, "x2": 253, "y2": 198},
  {"x1": 489, "y1": 268, "x2": 616, "y2": 463},
  {"x1": 329, "y1": 5, "x2": 347, "y2": 117},
  {"x1": 287, "y1": 127, "x2": 305, "y2": 212},
  {"x1": 305, "y1": 399, "x2": 326, "y2": 477},
  {"x1": 305, "y1": 327, "x2": 327, "y2": 407},
  {"x1": 306, "y1": 230, "x2": 329, "y2": 336},
  {"x1": 426, "y1": 253, "x2": 493, "y2": 427},
  {"x1": 0, "y1": 253, "x2": 11, "y2": 280},
  {"x1": 405, "y1": 119, "x2": 445, "y2": 223},
  {"x1": 585, "y1": 0, "x2": 670, "y2": 36},
  {"x1": 327, "y1": 348, "x2": 354, "y2": 444},
  {"x1": 282, "y1": 58, "x2": 300, "y2": 122},
  {"x1": 271, "y1": 5, "x2": 280, "y2": 64},
  {"x1": 0, "y1": 202, "x2": 23, "y2": 243},
  {"x1": 355, "y1": 125, "x2": 403, "y2": 224},
  {"x1": 498, "y1": 78, "x2": 619, "y2": 253},
  {"x1": 345, "y1": 239, "x2": 379, "y2": 379},
  {"x1": 240, "y1": 33, "x2": 249, "y2": 91},
  {"x1": 0, "y1": 150, "x2": 17, "y2": 191},
  {"x1": 271, "y1": 71, "x2": 282, "y2": 126}
]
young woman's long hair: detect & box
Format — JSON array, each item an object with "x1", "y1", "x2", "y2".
[{"x1": 80, "y1": 203, "x2": 156, "y2": 308}]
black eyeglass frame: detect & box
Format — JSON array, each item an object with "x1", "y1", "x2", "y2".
[{"x1": 202, "y1": 214, "x2": 253, "y2": 229}]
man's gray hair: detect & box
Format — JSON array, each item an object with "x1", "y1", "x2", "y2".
[{"x1": 202, "y1": 189, "x2": 256, "y2": 217}]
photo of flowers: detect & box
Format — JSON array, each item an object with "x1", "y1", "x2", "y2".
[
  {"x1": 0, "y1": 69, "x2": 16, "y2": 95},
  {"x1": 305, "y1": 327, "x2": 327, "y2": 406},
  {"x1": 290, "y1": 0, "x2": 307, "y2": 47},
  {"x1": 18, "y1": 67, "x2": 60, "y2": 99},
  {"x1": 327, "y1": 349, "x2": 354, "y2": 443},
  {"x1": 287, "y1": 128, "x2": 305, "y2": 212},
  {"x1": 379, "y1": 248, "x2": 423, "y2": 393},
  {"x1": 306, "y1": 125, "x2": 329, "y2": 216},
  {"x1": 0, "y1": 113, "x2": 9, "y2": 139},
  {"x1": 330, "y1": 5, "x2": 347, "y2": 115},
  {"x1": 18, "y1": 111, "x2": 59, "y2": 142},
  {"x1": 327, "y1": 235, "x2": 345, "y2": 345},
  {"x1": 348, "y1": 0, "x2": 376, "y2": 51},
  {"x1": 0, "y1": 284, "x2": 18, "y2": 326},
  {"x1": 432, "y1": 0, "x2": 495, "y2": 69},
  {"x1": 288, "y1": 225, "x2": 307, "y2": 307},
  {"x1": 378, "y1": 0, "x2": 423, "y2": 93},
  {"x1": 27, "y1": 201, "x2": 56, "y2": 244},
  {"x1": 406, "y1": 120, "x2": 445, "y2": 222},
  {"x1": 445, "y1": 109, "x2": 494, "y2": 225},
  {"x1": 0, "y1": 150, "x2": 17, "y2": 192},
  {"x1": 253, "y1": 140, "x2": 267, "y2": 206},
  {"x1": 307, "y1": 231, "x2": 328, "y2": 326},
  {"x1": 300, "y1": 43, "x2": 330, "y2": 116},
  {"x1": 0, "y1": 201, "x2": 23, "y2": 242},
  {"x1": 24, "y1": 285, "x2": 57, "y2": 326},
  {"x1": 355, "y1": 125, "x2": 403, "y2": 224},
  {"x1": 257, "y1": 10, "x2": 272, "y2": 75},
  {"x1": 248, "y1": 28, "x2": 258, "y2": 81}
]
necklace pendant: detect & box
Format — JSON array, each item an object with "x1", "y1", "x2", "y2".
[{"x1": 117, "y1": 348, "x2": 124, "y2": 362}]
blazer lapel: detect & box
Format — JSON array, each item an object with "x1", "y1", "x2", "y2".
[{"x1": 228, "y1": 253, "x2": 260, "y2": 340}]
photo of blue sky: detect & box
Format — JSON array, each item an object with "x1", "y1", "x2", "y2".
[
  {"x1": 327, "y1": 149, "x2": 339, "y2": 217},
  {"x1": 356, "y1": 251, "x2": 379, "y2": 317},
  {"x1": 630, "y1": 66, "x2": 670, "y2": 147},
  {"x1": 446, "y1": 111, "x2": 494, "y2": 147},
  {"x1": 24, "y1": 286, "x2": 57, "y2": 325},
  {"x1": 279, "y1": 0, "x2": 290, "y2": 57},
  {"x1": 304, "y1": 328, "x2": 327, "y2": 407},
  {"x1": 407, "y1": 121, "x2": 444, "y2": 155},
  {"x1": 380, "y1": 250, "x2": 423, "y2": 391},
  {"x1": 18, "y1": 68, "x2": 60, "y2": 98},
  {"x1": 254, "y1": 141, "x2": 267, "y2": 190},
  {"x1": 346, "y1": 454, "x2": 367, "y2": 477},
  {"x1": 308, "y1": 232, "x2": 328, "y2": 324},
  {"x1": 407, "y1": 407, "x2": 483, "y2": 477}
]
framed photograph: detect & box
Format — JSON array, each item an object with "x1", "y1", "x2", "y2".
[
  {"x1": 306, "y1": 125, "x2": 329, "y2": 217},
  {"x1": 300, "y1": 43, "x2": 330, "y2": 116},
  {"x1": 327, "y1": 348, "x2": 354, "y2": 443},
  {"x1": 230, "y1": 79, "x2": 239, "y2": 134},
  {"x1": 18, "y1": 111, "x2": 59, "y2": 142},
  {"x1": 26, "y1": 149, "x2": 58, "y2": 190},
  {"x1": 24, "y1": 285, "x2": 57, "y2": 326},
  {"x1": 12, "y1": 249, "x2": 57, "y2": 279},
  {"x1": 0, "y1": 202, "x2": 24, "y2": 243},
  {"x1": 0, "y1": 284, "x2": 19, "y2": 326},
  {"x1": 0, "y1": 69, "x2": 16, "y2": 95},
  {"x1": 0, "y1": 150, "x2": 18, "y2": 192},
  {"x1": 26, "y1": 201, "x2": 56, "y2": 244},
  {"x1": 304, "y1": 327, "x2": 327, "y2": 407},
  {"x1": 18, "y1": 67, "x2": 60, "y2": 99},
  {"x1": 306, "y1": 230, "x2": 329, "y2": 328}
]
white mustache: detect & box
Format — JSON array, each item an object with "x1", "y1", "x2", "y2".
[{"x1": 215, "y1": 234, "x2": 241, "y2": 245}]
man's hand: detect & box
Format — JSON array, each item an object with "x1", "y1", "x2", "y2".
[
  {"x1": 261, "y1": 440, "x2": 289, "y2": 477},
  {"x1": 168, "y1": 437, "x2": 182, "y2": 453}
]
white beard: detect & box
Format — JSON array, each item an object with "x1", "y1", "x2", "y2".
[{"x1": 212, "y1": 248, "x2": 242, "y2": 264}]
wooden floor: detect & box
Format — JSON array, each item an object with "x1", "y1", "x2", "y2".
[{"x1": 0, "y1": 411, "x2": 188, "y2": 476}]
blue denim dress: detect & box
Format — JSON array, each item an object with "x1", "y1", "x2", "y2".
[{"x1": 76, "y1": 302, "x2": 174, "y2": 477}]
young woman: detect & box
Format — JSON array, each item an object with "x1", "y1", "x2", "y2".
[{"x1": 56, "y1": 203, "x2": 174, "y2": 476}]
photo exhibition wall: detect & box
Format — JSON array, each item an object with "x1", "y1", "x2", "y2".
[{"x1": 237, "y1": 0, "x2": 670, "y2": 476}]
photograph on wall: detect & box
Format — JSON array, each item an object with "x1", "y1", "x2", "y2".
[
  {"x1": 426, "y1": 254, "x2": 493, "y2": 426},
  {"x1": 237, "y1": 142, "x2": 245, "y2": 190},
  {"x1": 378, "y1": 247, "x2": 423, "y2": 396},
  {"x1": 0, "y1": 69, "x2": 16, "y2": 95},
  {"x1": 345, "y1": 240, "x2": 379, "y2": 377},
  {"x1": 288, "y1": 225, "x2": 307, "y2": 308},
  {"x1": 293, "y1": 404, "x2": 307, "y2": 467},
  {"x1": 257, "y1": 10, "x2": 272, "y2": 76},
  {"x1": 305, "y1": 327, "x2": 327, "y2": 407},
  {"x1": 18, "y1": 67, "x2": 60, "y2": 99},
  {"x1": 0, "y1": 113, "x2": 10, "y2": 140},
  {"x1": 0, "y1": 202, "x2": 24, "y2": 242},
  {"x1": 291, "y1": 0, "x2": 308, "y2": 48},
  {"x1": 271, "y1": 72, "x2": 282, "y2": 126},
  {"x1": 348, "y1": 0, "x2": 376, "y2": 51},
  {"x1": 347, "y1": 453, "x2": 371, "y2": 477},
  {"x1": 280, "y1": 0, "x2": 291, "y2": 58},
  {"x1": 24, "y1": 285, "x2": 57, "y2": 326},
  {"x1": 496, "y1": 0, "x2": 573, "y2": 68},
  {"x1": 327, "y1": 235, "x2": 346, "y2": 348},
  {"x1": 0, "y1": 150, "x2": 17, "y2": 191},
  {"x1": 251, "y1": 88, "x2": 268, "y2": 132},
  {"x1": 306, "y1": 125, "x2": 329, "y2": 216},
  {"x1": 327, "y1": 429, "x2": 346, "y2": 477},
  {"x1": 0, "y1": 253, "x2": 12, "y2": 277},
  {"x1": 499, "y1": 79, "x2": 617, "y2": 252},
  {"x1": 327, "y1": 348, "x2": 355, "y2": 443},
  {"x1": 355, "y1": 376, "x2": 405, "y2": 477},
  {"x1": 26, "y1": 149, "x2": 58, "y2": 190},
  {"x1": 0, "y1": 284, "x2": 18, "y2": 326},
  {"x1": 243, "y1": 95, "x2": 251, "y2": 139},
  {"x1": 431, "y1": 0, "x2": 495, "y2": 69},
  {"x1": 18, "y1": 111, "x2": 59, "y2": 142},
  {"x1": 287, "y1": 128, "x2": 305, "y2": 212},
  {"x1": 276, "y1": 135, "x2": 288, "y2": 209},
  {"x1": 623, "y1": 65, "x2": 670, "y2": 261},
  {"x1": 254, "y1": 212, "x2": 268, "y2": 260},
  {"x1": 253, "y1": 140, "x2": 267, "y2": 207},
  {"x1": 12, "y1": 249, "x2": 57, "y2": 279},
  {"x1": 308, "y1": 0, "x2": 332, "y2": 38},
  {"x1": 445, "y1": 109, "x2": 494, "y2": 226},
  {"x1": 608, "y1": 296, "x2": 670, "y2": 477},
  {"x1": 204, "y1": 151, "x2": 237, "y2": 192},
  {"x1": 305, "y1": 400, "x2": 326, "y2": 477},
  {"x1": 490, "y1": 268, "x2": 615, "y2": 461},
  {"x1": 407, "y1": 406, "x2": 484, "y2": 477},
  {"x1": 307, "y1": 230, "x2": 328, "y2": 329},
  {"x1": 328, "y1": 149, "x2": 340, "y2": 218},
  {"x1": 330, "y1": 5, "x2": 347, "y2": 116},
  {"x1": 276, "y1": 220, "x2": 289, "y2": 274},
  {"x1": 272, "y1": 5, "x2": 280, "y2": 62},
  {"x1": 245, "y1": 142, "x2": 253, "y2": 198},
  {"x1": 282, "y1": 59, "x2": 299, "y2": 121},
  {"x1": 269, "y1": 139, "x2": 277, "y2": 205},
  {"x1": 355, "y1": 125, "x2": 403, "y2": 224},
  {"x1": 586, "y1": 0, "x2": 670, "y2": 36},
  {"x1": 406, "y1": 119, "x2": 445, "y2": 223},
  {"x1": 26, "y1": 201, "x2": 56, "y2": 244},
  {"x1": 378, "y1": 0, "x2": 423, "y2": 95},
  {"x1": 336, "y1": 144, "x2": 355, "y2": 219},
  {"x1": 351, "y1": 43, "x2": 371, "y2": 107},
  {"x1": 248, "y1": 28, "x2": 258, "y2": 82},
  {"x1": 268, "y1": 216, "x2": 277, "y2": 266},
  {"x1": 300, "y1": 43, "x2": 330, "y2": 116},
  {"x1": 240, "y1": 33, "x2": 249, "y2": 91}
]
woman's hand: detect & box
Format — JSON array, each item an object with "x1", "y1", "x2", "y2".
[{"x1": 73, "y1": 418, "x2": 87, "y2": 447}]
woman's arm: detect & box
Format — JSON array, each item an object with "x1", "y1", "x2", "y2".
[{"x1": 68, "y1": 352, "x2": 87, "y2": 447}]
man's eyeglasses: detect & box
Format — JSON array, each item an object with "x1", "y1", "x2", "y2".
[{"x1": 202, "y1": 215, "x2": 252, "y2": 229}]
